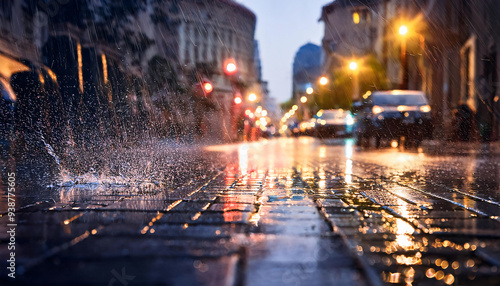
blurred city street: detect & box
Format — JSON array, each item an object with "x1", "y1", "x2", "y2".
[
  {"x1": 1, "y1": 137, "x2": 499, "y2": 285},
  {"x1": 1, "y1": 0, "x2": 500, "y2": 285}
]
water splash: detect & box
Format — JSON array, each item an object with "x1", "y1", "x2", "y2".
[{"x1": 40, "y1": 133, "x2": 61, "y2": 168}]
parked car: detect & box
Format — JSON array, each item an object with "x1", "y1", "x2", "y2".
[
  {"x1": 353, "y1": 90, "x2": 433, "y2": 148},
  {"x1": 299, "y1": 119, "x2": 317, "y2": 136},
  {"x1": 315, "y1": 109, "x2": 355, "y2": 138}
]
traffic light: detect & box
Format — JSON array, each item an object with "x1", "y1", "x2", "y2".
[
  {"x1": 223, "y1": 58, "x2": 237, "y2": 76},
  {"x1": 234, "y1": 96, "x2": 242, "y2": 104},
  {"x1": 203, "y1": 82, "x2": 213, "y2": 94}
]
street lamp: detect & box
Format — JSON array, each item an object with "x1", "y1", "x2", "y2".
[
  {"x1": 222, "y1": 59, "x2": 240, "y2": 141},
  {"x1": 319, "y1": 76, "x2": 328, "y2": 86},
  {"x1": 248, "y1": 93, "x2": 257, "y2": 102},
  {"x1": 349, "y1": 61, "x2": 359, "y2": 100},
  {"x1": 300, "y1": 96, "x2": 308, "y2": 103},
  {"x1": 306, "y1": 87, "x2": 314, "y2": 95},
  {"x1": 349, "y1": 61, "x2": 358, "y2": 71},
  {"x1": 399, "y1": 25, "x2": 409, "y2": 89},
  {"x1": 399, "y1": 25, "x2": 408, "y2": 36}
]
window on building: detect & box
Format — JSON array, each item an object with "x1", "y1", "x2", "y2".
[
  {"x1": 353, "y1": 12, "x2": 360, "y2": 24},
  {"x1": 362, "y1": 10, "x2": 371, "y2": 23},
  {"x1": 352, "y1": 8, "x2": 371, "y2": 24}
]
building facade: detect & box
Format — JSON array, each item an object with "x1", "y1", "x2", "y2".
[
  {"x1": 0, "y1": 0, "x2": 261, "y2": 144},
  {"x1": 320, "y1": 0, "x2": 500, "y2": 141},
  {"x1": 320, "y1": 0, "x2": 381, "y2": 74},
  {"x1": 156, "y1": 0, "x2": 258, "y2": 141}
]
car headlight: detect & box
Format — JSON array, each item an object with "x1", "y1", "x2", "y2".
[
  {"x1": 372, "y1": 105, "x2": 384, "y2": 114},
  {"x1": 420, "y1": 105, "x2": 431, "y2": 113}
]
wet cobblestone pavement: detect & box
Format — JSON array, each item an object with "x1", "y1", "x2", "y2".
[{"x1": 1, "y1": 137, "x2": 500, "y2": 285}]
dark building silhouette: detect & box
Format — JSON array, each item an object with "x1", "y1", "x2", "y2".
[{"x1": 292, "y1": 43, "x2": 322, "y2": 100}]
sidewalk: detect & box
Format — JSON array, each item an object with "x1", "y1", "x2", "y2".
[{"x1": 421, "y1": 139, "x2": 500, "y2": 155}]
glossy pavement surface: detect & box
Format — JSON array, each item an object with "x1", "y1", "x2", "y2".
[{"x1": 1, "y1": 137, "x2": 500, "y2": 285}]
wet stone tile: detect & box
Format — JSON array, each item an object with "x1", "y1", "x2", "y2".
[
  {"x1": 8, "y1": 256, "x2": 238, "y2": 286},
  {"x1": 183, "y1": 193, "x2": 217, "y2": 201},
  {"x1": 327, "y1": 217, "x2": 362, "y2": 228},
  {"x1": 56, "y1": 236, "x2": 239, "y2": 259},
  {"x1": 215, "y1": 195, "x2": 256, "y2": 204},
  {"x1": 413, "y1": 209, "x2": 475, "y2": 218},
  {"x1": 171, "y1": 201, "x2": 212, "y2": 212},
  {"x1": 255, "y1": 219, "x2": 326, "y2": 236},
  {"x1": 323, "y1": 206, "x2": 357, "y2": 215},
  {"x1": 194, "y1": 211, "x2": 250, "y2": 224},
  {"x1": 102, "y1": 199, "x2": 180, "y2": 211},
  {"x1": 208, "y1": 203, "x2": 254, "y2": 212},
  {"x1": 246, "y1": 259, "x2": 366, "y2": 286},
  {"x1": 316, "y1": 198, "x2": 348, "y2": 208},
  {"x1": 158, "y1": 212, "x2": 198, "y2": 224},
  {"x1": 151, "y1": 224, "x2": 236, "y2": 239}
]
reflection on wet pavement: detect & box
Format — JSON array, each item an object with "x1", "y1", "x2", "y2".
[{"x1": 1, "y1": 137, "x2": 499, "y2": 285}]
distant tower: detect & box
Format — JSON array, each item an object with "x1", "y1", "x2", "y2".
[{"x1": 292, "y1": 43, "x2": 322, "y2": 100}]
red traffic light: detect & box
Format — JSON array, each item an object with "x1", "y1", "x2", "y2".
[
  {"x1": 203, "y1": 82, "x2": 213, "y2": 94},
  {"x1": 223, "y1": 58, "x2": 237, "y2": 75},
  {"x1": 234, "y1": 96, "x2": 242, "y2": 104}
]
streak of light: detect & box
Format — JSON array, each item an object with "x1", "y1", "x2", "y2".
[
  {"x1": 238, "y1": 144, "x2": 249, "y2": 176},
  {"x1": 166, "y1": 200, "x2": 182, "y2": 211},
  {"x1": 142, "y1": 212, "x2": 164, "y2": 234},
  {"x1": 77, "y1": 43, "x2": 83, "y2": 93},
  {"x1": 191, "y1": 212, "x2": 201, "y2": 221},
  {"x1": 62, "y1": 213, "x2": 84, "y2": 225},
  {"x1": 101, "y1": 53, "x2": 108, "y2": 84},
  {"x1": 345, "y1": 159, "x2": 353, "y2": 184},
  {"x1": 319, "y1": 146, "x2": 326, "y2": 158},
  {"x1": 345, "y1": 139, "x2": 354, "y2": 159}
]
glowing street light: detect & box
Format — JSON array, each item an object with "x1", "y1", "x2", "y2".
[
  {"x1": 300, "y1": 96, "x2": 307, "y2": 103},
  {"x1": 223, "y1": 58, "x2": 238, "y2": 75},
  {"x1": 248, "y1": 93, "x2": 257, "y2": 102},
  {"x1": 203, "y1": 82, "x2": 214, "y2": 94},
  {"x1": 292, "y1": 105, "x2": 298, "y2": 111},
  {"x1": 349, "y1": 61, "x2": 358, "y2": 71},
  {"x1": 234, "y1": 96, "x2": 242, "y2": 104},
  {"x1": 319, "y1": 76, "x2": 329, "y2": 86},
  {"x1": 306, "y1": 87, "x2": 314, "y2": 95},
  {"x1": 399, "y1": 25, "x2": 408, "y2": 36},
  {"x1": 349, "y1": 61, "x2": 360, "y2": 101},
  {"x1": 399, "y1": 25, "x2": 409, "y2": 89}
]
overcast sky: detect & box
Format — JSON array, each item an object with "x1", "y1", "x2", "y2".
[{"x1": 236, "y1": 0, "x2": 331, "y2": 103}]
